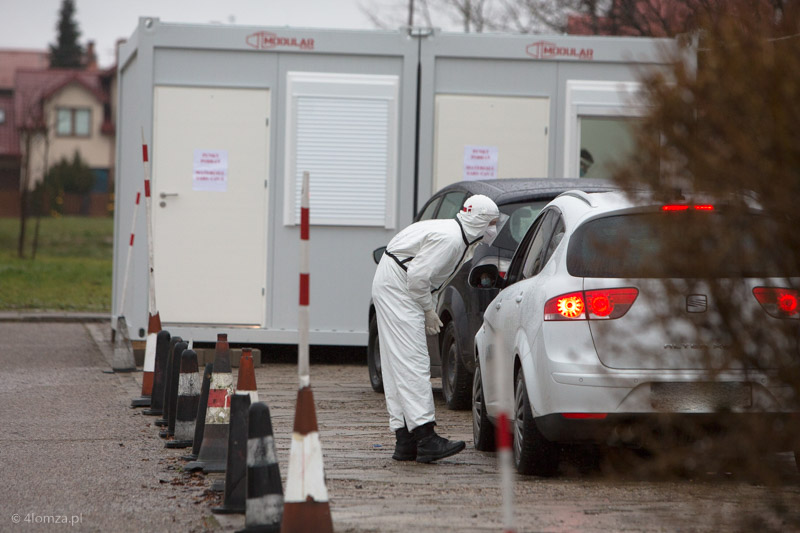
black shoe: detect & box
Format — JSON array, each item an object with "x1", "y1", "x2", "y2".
[
  {"x1": 412, "y1": 422, "x2": 465, "y2": 463},
  {"x1": 392, "y1": 426, "x2": 417, "y2": 461}
]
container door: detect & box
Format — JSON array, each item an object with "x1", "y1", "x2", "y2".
[{"x1": 152, "y1": 86, "x2": 270, "y2": 325}]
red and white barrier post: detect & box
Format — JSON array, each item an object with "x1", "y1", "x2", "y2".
[
  {"x1": 281, "y1": 171, "x2": 333, "y2": 533},
  {"x1": 494, "y1": 340, "x2": 516, "y2": 533},
  {"x1": 111, "y1": 190, "x2": 141, "y2": 372},
  {"x1": 131, "y1": 129, "x2": 162, "y2": 407}
]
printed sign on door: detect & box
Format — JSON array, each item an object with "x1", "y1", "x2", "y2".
[
  {"x1": 193, "y1": 149, "x2": 228, "y2": 192},
  {"x1": 463, "y1": 145, "x2": 498, "y2": 181}
]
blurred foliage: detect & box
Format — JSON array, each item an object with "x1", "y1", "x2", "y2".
[
  {"x1": 617, "y1": 1, "x2": 800, "y2": 209},
  {"x1": 36, "y1": 151, "x2": 95, "y2": 215},
  {"x1": 602, "y1": 0, "x2": 800, "y2": 516},
  {"x1": 49, "y1": 0, "x2": 84, "y2": 69}
]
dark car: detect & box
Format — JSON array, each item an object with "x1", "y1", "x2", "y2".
[{"x1": 367, "y1": 178, "x2": 616, "y2": 409}]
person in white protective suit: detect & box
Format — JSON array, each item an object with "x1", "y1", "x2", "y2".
[{"x1": 372, "y1": 194, "x2": 500, "y2": 463}]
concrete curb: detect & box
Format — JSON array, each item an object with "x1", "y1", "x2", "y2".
[{"x1": 0, "y1": 311, "x2": 109, "y2": 323}]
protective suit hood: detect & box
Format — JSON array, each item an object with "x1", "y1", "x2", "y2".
[{"x1": 456, "y1": 194, "x2": 500, "y2": 242}]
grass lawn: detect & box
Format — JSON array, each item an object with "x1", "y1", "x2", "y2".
[{"x1": 0, "y1": 216, "x2": 113, "y2": 311}]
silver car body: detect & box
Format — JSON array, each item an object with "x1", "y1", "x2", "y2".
[{"x1": 475, "y1": 190, "x2": 799, "y2": 436}]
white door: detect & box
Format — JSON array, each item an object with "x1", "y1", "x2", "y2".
[
  {"x1": 433, "y1": 95, "x2": 550, "y2": 191},
  {"x1": 152, "y1": 86, "x2": 270, "y2": 325}
]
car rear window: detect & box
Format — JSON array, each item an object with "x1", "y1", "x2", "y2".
[
  {"x1": 567, "y1": 211, "x2": 799, "y2": 278},
  {"x1": 492, "y1": 200, "x2": 550, "y2": 252}
]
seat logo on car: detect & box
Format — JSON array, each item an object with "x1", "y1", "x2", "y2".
[{"x1": 686, "y1": 294, "x2": 708, "y2": 313}]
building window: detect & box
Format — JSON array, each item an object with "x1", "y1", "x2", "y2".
[
  {"x1": 564, "y1": 80, "x2": 645, "y2": 179},
  {"x1": 284, "y1": 71, "x2": 400, "y2": 229},
  {"x1": 578, "y1": 116, "x2": 641, "y2": 179},
  {"x1": 56, "y1": 108, "x2": 91, "y2": 137}
]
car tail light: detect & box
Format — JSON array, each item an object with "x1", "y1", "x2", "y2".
[
  {"x1": 661, "y1": 204, "x2": 715, "y2": 211},
  {"x1": 544, "y1": 291, "x2": 585, "y2": 320},
  {"x1": 753, "y1": 287, "x2": 800, "y2": 319},
  {"x1": 562, "y1": 413, "x2": 608, "y2": 419},
  {"x1": 544, "y1": 288, "x2": 639, "y2": 321}
]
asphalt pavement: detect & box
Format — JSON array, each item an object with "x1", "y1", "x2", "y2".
[{"x1": 3, "y1": 318, "x2": 800, "y2": 533}]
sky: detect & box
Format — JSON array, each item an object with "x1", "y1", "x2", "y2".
[{"x1": 0, "y1": 0, "x2": 383, "y2": 68}]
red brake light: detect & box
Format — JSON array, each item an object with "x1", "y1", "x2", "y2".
[
  {"x1": 545, "y1": 288, "x2": 638, "y2": 321},
  {"x1": 662, "y1": 204, "x2": 714, "y2": 211},
  {"x1": 562, "y1": 413, "x2": 608, "y2": 419},
  {"x1": 753, "y1": 287, "x2": 800, "y2": 319}
]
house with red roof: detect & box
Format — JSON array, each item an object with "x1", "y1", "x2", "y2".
[{"x1": 0, "y1": 43, "x2": 116, "y2": 216}]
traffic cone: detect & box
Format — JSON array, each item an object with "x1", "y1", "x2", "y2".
[
  {"x1": 237, "y1": 348, "x2": 259, "y2": 404},
  {"x1": 162, "y1": 340, "x2": 188, "y2": 439},
  {"x1": 111, "y1": 315, "x2": 136, "y2": 372},
  {"x1": 155, "y1": 336, "x2": 182, "y2": 427},
  {"x1": 281, "y1": 386, "x2": 333, "y2": 533},
  {"x1": 186, "y1": 333, "x2": 233, "y2": 473},
  {"x1": 212, "y1": 393, "x2": 251, "y2": 514},
  {"x1": 131, "y1": 312, "x2": 162, "y2": 407},
  {"x1": 182, "y1": 362, "x2": 213, "y2": 461},
  {"x1": 143, "y1": 330, "x2": 171, "y2": 416},
  {"x1": 166, "y1": 349, "x2": 201, "y2": 449},
  {"x1": 238, "y1": 402, "x2": 283, "y2": 533}
]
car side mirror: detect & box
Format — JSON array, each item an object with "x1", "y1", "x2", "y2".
[
  {"x1": 372, "y1": 246, "x2": 387, "y2": 265},
  {"x1": 468, "y1": 264, "x2": 504, "y2": 290}
]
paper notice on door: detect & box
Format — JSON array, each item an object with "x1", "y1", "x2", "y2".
[
  {"x1": 463, "y1": 145, "x2": 498, "y2": 181},
  {"x1": 193, "y1": 149, "x2": 228, "y2": 192}
]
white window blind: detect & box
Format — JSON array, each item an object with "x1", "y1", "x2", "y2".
[{"x1": 284, "y1": 72, "x2": 399, "y2": 228}]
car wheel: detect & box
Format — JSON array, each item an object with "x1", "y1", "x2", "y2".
[
  {"x1": 513, "y1": 370, "x2": 559, "y2": 477},
  {"x1": 441, "y1": 321, "x2": 472, "y2": 410},
  {"x1": 472, "y1": 359, "x2": 496, "y2": 451},
  {"x1": 367, "y1": 313, "x2": 383, "y2": 393}
]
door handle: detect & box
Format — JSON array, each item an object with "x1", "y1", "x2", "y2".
[{"x1": 159, "y1": 192, "x2": 178, "y2": 208}]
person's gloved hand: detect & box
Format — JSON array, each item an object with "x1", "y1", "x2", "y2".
[{"x1": 424, "y1": 309, "x2": 443, "y2": 336}]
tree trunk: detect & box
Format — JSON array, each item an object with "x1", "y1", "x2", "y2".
[{"x1": 17, "y1": 132, "x2": 32, "y2": 259}]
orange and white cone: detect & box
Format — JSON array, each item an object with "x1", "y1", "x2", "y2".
[
  {"x1": 185, "y1": 333, "x2": 233, "y2": 473},
  {"x1": 130, "y1": 312, "x2": 161, "y2": 407},
  {"x1": 281, "y1": 386, "x2": 332, "y2": 533},
  {"x1": 236, "y1": 348, "x2": 259, "y2": 404}
]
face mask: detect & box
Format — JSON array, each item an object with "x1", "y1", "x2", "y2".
[
  {"x1": 480, "y1": 274, "x2": 493, "y2": 288},
  {"x1": 482, "y1": 224, "x2": 498, "y2": 246}
]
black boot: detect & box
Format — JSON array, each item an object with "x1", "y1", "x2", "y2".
[
  {"x1": 412, "y1": 422, "x2": 465, "y2": 463},
  {"x1": 393, "y1": 426, "x2": 417, "y2": 461}
]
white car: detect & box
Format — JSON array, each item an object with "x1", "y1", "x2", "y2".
[{"x1": 470, "y1": 190, "x2": 800, "y2": 476}]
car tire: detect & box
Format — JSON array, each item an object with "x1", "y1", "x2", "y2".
[
  {"x1": 472, "y1": 359, "x2": 496, "y2": 451},
  {"x1": 513, "y1": 370, "x2": 559, "y2": 477},
  {"x1": 367, "y1": 313, "x2": 383, "y2": 393},
  {"x1": 441, "y1": 321, "x2": 472, "y2": 410}
]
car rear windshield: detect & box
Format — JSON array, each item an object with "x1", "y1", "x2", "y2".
[
  {"x1": 492, "y1": 200, "x2": 550, "y2": 252},
  {"x1": 567, "y1": 211, "x2": 799, "y2": 278}
]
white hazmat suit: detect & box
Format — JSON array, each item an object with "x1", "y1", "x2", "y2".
[{"x1": 372, "y1": 194, "x2": 500, "y2": 432}]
